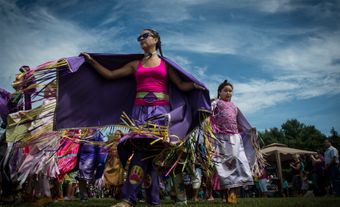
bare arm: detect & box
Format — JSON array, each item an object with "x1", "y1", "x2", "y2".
[
  {"x1": 332, "y1": 155, "x2": 338, "y2": 164},
  {"x1": 310, "y1": 155, "x2": 323, "y2": 164},
  {"x1": 81, "y1": 53, "x2": 137, "y2": 80},
  {"x1": 167, "y1": 65, "x2": 205, "y2": 91},
  {"x1": 290, "y1": 162, "x2": 300, "y2": 170}
]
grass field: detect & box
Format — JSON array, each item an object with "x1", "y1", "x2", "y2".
[{"x1": 1, "y1": 197, "x2": 339, "y2": 207}]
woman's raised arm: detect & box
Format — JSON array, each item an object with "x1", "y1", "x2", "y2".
[
  {"x1": 81, "y1": 53, "x2": 137, "y2": 80},
  {"x1": 167, "y1": 65, "x2": 205, "y2": 91}
]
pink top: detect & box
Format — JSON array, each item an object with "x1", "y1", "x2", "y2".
[
  {"x1": 135, "y1": 59, "x2": 169, "y2": 106},
  {"x1": 210, "y1": 99, "x2": 239, "y2": 135}
]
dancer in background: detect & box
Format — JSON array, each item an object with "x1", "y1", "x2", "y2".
[
  {"x1": 210, "y1": 80, "x2": 261, "y2": 204},
  {"x1": 77, "y1": 129, "x2": 107, "y2": 202},
  {"x1": 17, "y1": 82, "x2": 59, "y2": 205},
  {"x1": 103, "y1": 130, "x2": 125, "y2": 199}
]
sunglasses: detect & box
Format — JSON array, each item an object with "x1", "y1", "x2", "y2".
[{"x1": 137, "y1": 33, "x2": 154, "y2": 41}]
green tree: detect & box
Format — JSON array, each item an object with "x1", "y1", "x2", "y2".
[
  {"x1": 258, "y1": 127, "x2": 284, "y2": 147},
  {"x1": 260, "y1": 119, "x2": 326, "y2": 151},
  {"x1": 300, "y1": 125, "x2": 325, "y2": 150},
  {"x1": 281, "y1": 119, "x2": 304, "y2": 148}
]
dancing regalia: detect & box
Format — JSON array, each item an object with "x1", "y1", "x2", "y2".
[
  {"x1": 16, "y1": 97, "x2": 60, "y2": 186},
  {"x1": 53, "y1": 53, "x2": 212, "y2": 206},
  {"x1": 5, "y1": 95, "x2": 79, "y2": 184},
  {"x1": 56, "y1": 129, "x2": 81, "y2": 180},
  {"x1": 0, "y1": 69, "x2": 37, "y2": 190},
  {"x1": 2, "y1": 64, "x2": 81, "y2": 186},
  {"x1": 2, "y1": 54, "x2": 211, "y2": 204},
  {"x1": 0, "y1": 88, "x2": 10, "y2": 129},
  {"x1": 77, "y1": 130, "x2": 107, "y2": 182},
  {"x1": 103, "y1": 134, "x2": 124, "y2": 187},
  {"x1": 0, "y1": 88, "x2": 10, "y2": 168},
  {"x1": 210, "y1": 99, "x2": 265, "y2": 189},
  {"x1": 54, "y1": 54, "x2": 211, "y2": 171}
]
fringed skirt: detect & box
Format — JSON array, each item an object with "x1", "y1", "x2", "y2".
[
  {"x1": 56, "y1": 140, "x2": 79, "y2": 180},
  {"x1": 77, "y1": 143, "x2": 97, "y2": 181},
  {"x1": 118, "y1": 104, "x2": 170, "y2": 167},
  {"x1": 213, "y1": 133, "x2": 253, "y2": 189},
  {"x1": 17, "y1": 132, "x2": 60, "y2": 185},
  {"x1": 103, "y1": 151, "x2": 124, "y2": 186}
]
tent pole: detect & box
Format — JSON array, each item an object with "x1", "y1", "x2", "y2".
[{"x1": 275, "y1": 150, "x2": 283, "y2": 192}]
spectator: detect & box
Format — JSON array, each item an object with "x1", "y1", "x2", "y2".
[
  {"x1": 324, "y1": 139, "x2": 340, "y2": 196},
  {"x1": 282, "y1": 176, "x2": 289, "y2": 197},
  {"x1": 290, "y1": 154, "x2": 304, "y2": 196},
  {"x1": 258, "y1": 168, "x2": 269, "y2": 197},
  {"x1": 310, "y1": 151, "x2": 326, "y2": 196},
  {"x1": 301, "y1": 172, "x2": 309, "y2": 195}
]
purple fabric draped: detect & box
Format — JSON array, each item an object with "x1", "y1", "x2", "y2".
[
  {"x1": 0, "y1": 88, "x2": 10, "y2": 124},
  {"x1": 237, "y1": 109, "x2": 256, "y2": 168},
  {"x1": 78, "y1": 131, "x2": 107, "y2": 181},
  {"x1": 55, "y1": 54, "x2": 211, "y2": 141}
]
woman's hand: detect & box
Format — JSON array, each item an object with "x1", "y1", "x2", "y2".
[
  {"x1": 81, "y1": 52, "x2": 93, "y2": 63},
  {"x1": 193, "y1": 82, "x2": 206, "y2": 90}
]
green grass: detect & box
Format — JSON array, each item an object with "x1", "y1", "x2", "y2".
[{"x1": 1, "y1": 197, "x2": 339, "y2": 207}]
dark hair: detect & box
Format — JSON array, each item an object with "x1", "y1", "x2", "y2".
[
  {"x1": 19, "y1": 65, "x2": 30, "y2": 73},
  {"x1": 115, "y1": 130, "x2": 124, "y2": 137},
  {"x1": 144, "y1": 28, "x2": 163, "y2": 57},
  {"x1": 217, "y1": 80, "x2": 233, "y2": 98}
]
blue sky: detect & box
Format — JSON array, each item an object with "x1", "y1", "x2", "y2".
[{"x1": 1, "y1": 0, "x2": 339, "y2": 135}]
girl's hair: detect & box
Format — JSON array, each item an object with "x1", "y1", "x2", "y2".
[
  {"x1": 217, "y1": 80, "x2": 233, "y2": 98},
  {"x1": 115, "y1": 130, "x2": 124, "y2": 137},
  {"x1": 144, "y1": 28, "x2": 164, "y2": 57}
]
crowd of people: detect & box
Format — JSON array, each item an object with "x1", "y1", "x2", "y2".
[
  {"x1": 255, "y1": 140, "x2": 340, "y2": 198},
  {"x1": 0, "y1": 28, "x2": 338, "y2": 207},
  {"x1": 285, "y1": 140, "x2": 340, "y2": 197}
]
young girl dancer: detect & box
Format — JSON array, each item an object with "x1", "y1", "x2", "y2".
[{"x1": 211, "y1": 80, "x2": 258, "y2": 204}]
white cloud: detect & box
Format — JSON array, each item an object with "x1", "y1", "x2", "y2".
[
  {"x1": 99, "y1": 2, "x2": 125, "y2": 26},
  {"x1": 237, "y1": 80, "x2": 299, "y2": 94},
  {"x1": 262, "y1": 31, "x2": 340, "y2": 98},
  {"x1": 235, "y1": 91, "x2": 292, "y2": 113},
  {"x1": 99, "y1": 0, "x2": 211, "y2": 25},
  {"x1": 170, "y1": 55, "x2": 192, "y2": 69},
  {"x1": 163, "y1": 26, "x2": 252, "y2": 55},
  {"x1": 218, "y1": 0, "x2": 339, "y2": 15},
  {"x1": 267, "y1": 34, "x2": 340, "y2": 73},
  {"x1": 222, "y1": 0, "x2": 292, "y2": 13}
]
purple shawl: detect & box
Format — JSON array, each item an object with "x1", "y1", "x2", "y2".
[
  {"x1": 55, "y1": 53, "x2": 211, "y2": 140},
  {"x1": 0, "y1": 88, "x2": 10, "y2": 124}
]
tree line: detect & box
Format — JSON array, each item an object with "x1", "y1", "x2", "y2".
[{"x1": 258, "y1": 119, "x2": 340, "y2": 152}]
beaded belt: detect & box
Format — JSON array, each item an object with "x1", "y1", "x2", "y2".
[{"x1": 135, "y1": 92, "x2": 169, "y2": 103}]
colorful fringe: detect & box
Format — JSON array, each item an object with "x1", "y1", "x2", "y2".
[
  {"x1": 119, "y1": 110, "x2": 215, "y2": 177},
  {"x1": 3, "y1": 57, "x2": 215, "y2": 180}
]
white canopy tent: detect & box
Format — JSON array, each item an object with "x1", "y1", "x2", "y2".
[{"x1": 261, "y1": 143, "x2": 316, "y2": 190}]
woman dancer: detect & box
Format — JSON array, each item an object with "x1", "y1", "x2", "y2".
[{"x1": 82, "y1": 29, "x2": 206, "y2": 207}]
